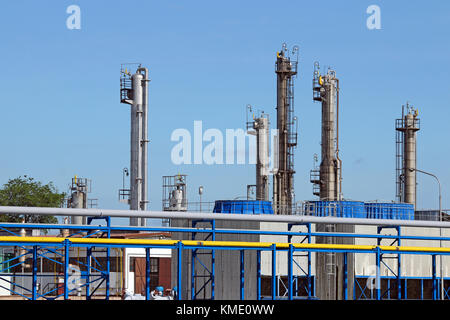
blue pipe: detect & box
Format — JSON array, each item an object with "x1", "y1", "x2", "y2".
[
  {"x1": 272, "y1": 244, "x2": 276, "y2": 300},
  {"x1": 240, "y1": 250, "x2": 244, "y2": 300}
]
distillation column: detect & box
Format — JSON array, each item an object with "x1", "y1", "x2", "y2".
[
  {"x1": 247, "y1": 111, "x2": 270, "y2": 201},
  {"x1": 311, "y1": 63, "x2": 352, "y2": 300},
  {"x1": 273, "y1": 44, "x2": 298, "y2": 214},
  {"x1": 121, "y1": 66, "x2": 150, "y2": 226},
  {"x1": 311, "y1": 63, "x2": 342, "y2": 201},
  {"x1": 396, "y1": 103, "x2": 420, "y2": 207}
]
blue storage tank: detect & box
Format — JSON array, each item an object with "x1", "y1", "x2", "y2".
[
  {"x1": 213, "y1": 200, "x2": 274, "y2": 214},
  {"x1": 364, "y1": 202, "x2": 414, "y2": 220},
  {"x1": 304, "y1": 201, "x2": 365, "y2": 218}
]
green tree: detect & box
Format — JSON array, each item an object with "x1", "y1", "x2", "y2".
[{"x1": 0, "y1": 176, "x2": 65, "y2": 225}]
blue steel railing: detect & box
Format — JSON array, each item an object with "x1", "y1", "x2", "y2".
[{"x1": 0, "y1": 219, "x2": 449, "y2": 300}]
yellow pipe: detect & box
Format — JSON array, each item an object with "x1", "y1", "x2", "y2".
[{"x1": 0, "y1": 236, "x2": 449, "y2": 254}]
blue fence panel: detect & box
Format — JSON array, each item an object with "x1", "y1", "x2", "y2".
[
  {"x1": 364, "y1": 202, "x2": 414, "y2": 220},
  {"x1": 213, "y1": 200, "x2": 274, "y2": 215},
  {"x1": 305, "y1": 201, "x2": 414, "y2": 220},
  {"x1": 305, "y1": 201, "x2": 365, "y2": 218}
]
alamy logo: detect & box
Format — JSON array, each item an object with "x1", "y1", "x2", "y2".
[
  {"x1": 170, "y1": 121, "x2": 278, "y2": 175},
  {"x1": 66, "y1": 5, "x2": 81, "y2": 30},
  {"x1": 67, "y1": 264, "x2": 81, "y2": 291},
  {"x1": 365, "y1": 264, "x2": 380, "y2": 290},
  {"x1": 366, "y1": 5, "x2": 381, "y2": 30}
]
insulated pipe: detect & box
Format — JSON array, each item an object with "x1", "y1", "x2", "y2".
[
  {"x1": 137, "y1": 67, "x2": 149, "y2": 227},
  {"x1": 404, "y1": 113, "x2": 417, "y2": 206},
  {"x1": 2, "y1": 236, "x2": 450, "y2": 254},
  {"x1": 254, "y1": 116, "x2": 269, "y2": 201},
  {"x1": 335, "y1": 78, "x2": 342, "y2": 201},
  {"x1": 1, "y1": 206, "x2": 450, "y2": 229},
  {"x1": 130, "y1": 72, "x2": 144, "y2": 225}
]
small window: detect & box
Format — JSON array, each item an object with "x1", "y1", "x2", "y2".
[
  {"x1": 150, "y1": 257, "x2": 159, "y2": 273},
  {"x1": 129, "y1": 257, "x2": 136, "y2": 272}
]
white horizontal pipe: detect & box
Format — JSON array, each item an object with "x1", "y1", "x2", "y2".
[{"x1": 0, "y1": 205, "x2": 449, "y2": 229}]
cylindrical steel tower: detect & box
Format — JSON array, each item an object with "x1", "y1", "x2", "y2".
[
  {"x1": 311, "y1": 63, "x2": 342, "y2": 201},
  {"x1": 121, "y1": 65, "x2": 149, "y2": 226},
  {"x1": 68, "y1": 176, "x2": 88, "y2": 226},
  {"x1": 255, "y1": 116, "x2": 269, "y2": 201},
  {"x1": 273, "y1": 44, "x2": 298, "y2": 214},
  {"x1": 396, "y1": 103, "x2": 420, "y2": 207},
  {"x1": 311, "y1": 62, "x2": 351, "y2": 300},
  {"x1": 247, "y1": 111, "x2": 270, "y2": 201}
]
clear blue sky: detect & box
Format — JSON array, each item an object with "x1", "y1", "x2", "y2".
[{"x1": 0, "y1": 1, "x2": 449, "y2": 225}]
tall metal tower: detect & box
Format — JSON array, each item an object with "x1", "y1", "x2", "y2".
[
  {"x1": 246, "y1": 105, "x2": 270, "y2": 201},
  {"x1": 272, "y1": 44, "x2": 299, "y2": 215},
  {"x1": 310, "y1": 62, "x2": 351, "y2": 300},
  {"x1": 396, "y1": 103, "x2": 420, "y2": 207},
  {"x1": 120, "y1": 64, "x2": 150, "y2": 226},
  {"x1": 310, "y1": 62, "x2": 342, "y2": 201}
]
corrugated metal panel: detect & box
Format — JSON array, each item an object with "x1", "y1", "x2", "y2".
[
  {"x1": 305, "y1": 201, "x2": 414, "y2": 220},
  {"x1": 213, "y1": 200, "x2": 274, "y2": 214}
]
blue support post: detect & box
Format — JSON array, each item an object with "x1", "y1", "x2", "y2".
[
  {"x1": 190, "y1": 220, "x2": 196, "y2": 300},
  {"x1": 105, "y1": 248, "x2": 110, "y2": 300},
  {"x1": 86, "y1": 246, "x2": 91, "y2": 300},
  {"x1": 421, "y1": 279, "x2": 424, "y2": 300},
  {"x1": 145, "y1": 247, "x2": 150, "y2": 300},
  {"x1": 343, "y1": 252, "x2": 348, "y2": 300},
  {"x1": 288, "y1": 244, "x2": 293, "y2": 300},
  {"x1": 211, "y1": 220, "x2": 216, "y2": 300},
  {"x1": 432, "y1": 255, "x2": 437, "y2": 300},
  {"x1": 257, "y1": 250, "x2": 261, "y2": 300},
  {"x1": 240, "y1": 250, "x2": 244, "y2": 300},
  {"x1": 64, "y1": 239, "x2": 70, "y2": 300},
  {"x1": 404, "y1": 278, "x2": 407, "y2": 300},
  {"x1": 191, "y1": 247, "x2": 195, "y2": 300},
  {"x1": 106, "y1": 217, "x2": 111, "y2": 300},
  {"x1": 376, "y1": 246, "x2": 381, "y2": 301},
  {"x1": 397, "y1": 226, "x2": 402, "y2": 300},
  {"x1": 177, "y1": 241, "x2": 183, "y2": 300},
  {"x1": 271, "y1": 244, "x2": 276, "y2": 300},
  {"x1": 307, "y1": 223, "x2": 313, "y2": 298},
  {"x1": 32, "y1": 246, "x2": 37, "y2": 300}
]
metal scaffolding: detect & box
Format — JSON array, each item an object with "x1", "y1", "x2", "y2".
[{"x1": 0, "y1": 219, "x2": 449, "y2": 300}]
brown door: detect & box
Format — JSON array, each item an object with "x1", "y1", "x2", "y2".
[
  {"x1": 159, "y1": 258, "x2": 171, "y2": 292},
  {"x1": 134, "y1": 257, "x2": 146, "y2": 295}
]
